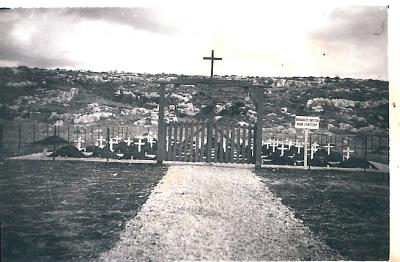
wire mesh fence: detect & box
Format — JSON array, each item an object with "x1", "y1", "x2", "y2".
[
  {"x1": 0, "y1": 122, "x2": 389, "y2": 165},
  {"x1": 262, "y1": 129, "x2": 389, "y2": 164},
  {"x1": 0, "y1": 123, "x2": 157, "y2": 156}
]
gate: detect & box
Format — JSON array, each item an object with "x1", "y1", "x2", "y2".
[
  {"x1": 156, "y1": 79, "x2": 266, "y2": 168},
  {"x1": 164, "y1": 121, "x2": 255, "y2": 164}
]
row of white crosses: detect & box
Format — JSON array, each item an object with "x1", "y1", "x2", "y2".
[
  {"x1": 262, "y1": 138, "x2": 354, "y2": 160},
  {"x1": 264, "y1": 138, "x2": 304, "y2": 156},
  {"x1": 93, "y1": 132, "x2": 156, "y2": 153}
]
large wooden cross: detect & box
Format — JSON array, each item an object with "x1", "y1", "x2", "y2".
[{"x1": 203, "y1": 50, "x2": 222, "y2": 78}]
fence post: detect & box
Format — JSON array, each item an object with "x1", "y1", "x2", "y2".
[
  {"x1": 167, "y1": 122, "x2": 173, "y2": 161},
  {"x1": 18, "y1": 123, "x2": 22, "y2": 154},
  {"x1": 157, "y1": 83, "x2": 166, "y2": 165},
  {"x1": 33, "y1": 123, "x2": 36, "y2": 153},
  {"x1": 364, "y1": 135, "x2": 367, "y2": 173},
  {"x1": 378, "y1": 136, "x2": 382, "y2": 162},
  {"x1": 206, "y1": 119, "x2": 213, "y2": 163},
  {"x1": 91, "y1": 125, "x2": 94, "y2": 145},
  {"x1": 67, "y1": 126, "x2": 70, "y2": 142},
  {"x1": 178, "y1": 122, "x2": 183, "y2": 161},
  {"x1": 229, "y1": 124, "x2": 234, "y2": 163},
  {"x1": 255, "y1": 86, "x2": 263, "y2": 169},
  {"x1": 303, "y1": 129, "x2": 309, "y2": 169},
  {"x1": 247, "y1": 126, "x2": 253, "y2": 164},
  {"x1": 199, "y1": 122, "x2": 205, "y2": 162},
  {"x1": 195, "y1": 122, "x2": 200, "y2": 162},
  {"x1": 52, "y1": 126, "x2": 56, "y2": 161},
  {"x1": 241, "y1": 127, "x2": 247, "y2": 164},
  {"x1": 173, "y1": 122, "x2": 178, "y2": 161},
  {"x1": 235, "y1": 125, "x2": 240, "y2": 163},
  {"x1": 106, "y1": 127, "x2": 110, "y2": 163},
  {"x1": 0, "y1": 123, "x2": 3, "y2": 153}
]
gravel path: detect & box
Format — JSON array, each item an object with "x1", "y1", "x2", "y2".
[{"x1": 100, "y1": 165, "x2": 343, "y2": 261}]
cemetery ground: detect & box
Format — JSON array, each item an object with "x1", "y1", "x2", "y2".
[
  {"x1": 256, "y1": 168, "x2": 389, "y2": 261},
  {"x1": 0, "y1": 159, "x2": 166, "y2": 261},
  {"x1": 0, "y1": 158, "x2": 389, "y2": 261}
]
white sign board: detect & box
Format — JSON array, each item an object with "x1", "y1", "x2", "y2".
[{"x1": 295, "y1": 116, "x2": 320, "y2": 129}]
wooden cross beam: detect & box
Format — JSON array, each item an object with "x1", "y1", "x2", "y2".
[{"x1": 203, "y1": 50, "x2": 222, "y2": 78}]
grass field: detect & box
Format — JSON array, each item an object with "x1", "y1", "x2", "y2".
[
  {"x1": 0, "y1": 160, "x2": 389, "y2": 261},
  {"x1": 0, "y1": 160, "x2": 166, "y2": 261},
  {"x1": 256, "y1": 168, "x2": 389, "y2": 261}
]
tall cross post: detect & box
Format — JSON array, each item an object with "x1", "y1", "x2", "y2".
[
  {"x1": 203, "y1": 50, "x2": 222, "y2": 162},
  {"x1": 203, "y1": 50, "x2": 222, "y2": 78}
]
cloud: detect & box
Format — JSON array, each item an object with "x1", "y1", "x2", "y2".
[
  {"x1": 0, "y1": 9, "x2": 76, "y2": 67},
  {"x1": 63, "y1": 7, "x2": 177, "y2": 34},
  {"x1": 0, "y1": 5, "x2": 389, "y2": 80},
  {"x1": 307, "y1": 6, "x2": 388, "y2": 79},
  {"x1": 310, "y1": 6, "x2": 388, "y2": 42}
]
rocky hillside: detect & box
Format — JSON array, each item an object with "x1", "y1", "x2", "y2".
[{"x1": 0, "y1": 67, "x2": 389, "y2": 135}]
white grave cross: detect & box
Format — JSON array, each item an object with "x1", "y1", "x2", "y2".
[
  {"x1": 343, "y1": 146, "x2": 354, "y2": 160},
  {"x1": 124, "y1": 137, "x2": 133, "y2": 146},
  {"x1": 324, "y1": 143, "x2": 334, "y2": 155},
  {"x1": 295, "y1": 141, "x2": 303, "y2": 154},
  {"x1": 147, "y1": 132, "x2": 154, "y2": 141},
  {"x1": 310, "y1": 142, "x2": 319, "y2": 159},
  {"x1": 109, "y1": 138, "x2": 120, "y2": 152},
  {"x1": 74, "y1": 136, "x2": 85, "y2": 151},
  {"x1": 271, "y1": 141, "x2": 278, "y2": 153},
  {"x1": 96, "y1": 135, "x2": 106, "y2": 149},
  {"x1": 265, "y1": 139, "x2": 272, "y2": 150},
  {"x1": 148, "y1": 137, "x2": 156, "y2": 148},
  {"x1": 135, "y1": 137, "x2": 145, "y2": 152},
  {"x1": 277, "y1": 144, "x2": 287, "y2": 157}
]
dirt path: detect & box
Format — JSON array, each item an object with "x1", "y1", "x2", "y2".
[{"x1": 100, "y1": 165, "x2": 343, "y2": 261}]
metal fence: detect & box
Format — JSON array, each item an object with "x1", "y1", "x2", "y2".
[
  {"x1": 0, "y1": 122, "x2": 389, "y2": 164},
  {"x1": 0, "y1": 122, "x2": 157, "y2": 156},
  {"x1": 262, "y1": 129, "x2": 389, "y2": 164}
]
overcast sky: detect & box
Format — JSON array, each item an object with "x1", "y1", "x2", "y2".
[{"x1": 0, "y1": 3, "x2": 388, "y2": 80}]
